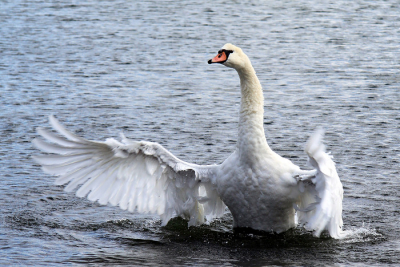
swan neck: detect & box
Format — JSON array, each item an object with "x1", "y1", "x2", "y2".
[
  {"x1": 236, "y1": 64, "x2": 270, "y2": 154},
  {"x1": 237, "y1": 65, "x2": 264, "y2": 117}
]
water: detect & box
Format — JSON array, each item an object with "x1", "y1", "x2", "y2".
[{"x1": 1, "y1": 0, "x2": 399, "y2": 265}]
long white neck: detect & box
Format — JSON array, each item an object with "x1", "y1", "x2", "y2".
[{"x1": 236, "y1": 63, "x2": 271, "y2": 157}]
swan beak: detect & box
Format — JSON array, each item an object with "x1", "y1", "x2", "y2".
[{"x1": 208, "y1": 51, "x2": 228, "y2": 64}]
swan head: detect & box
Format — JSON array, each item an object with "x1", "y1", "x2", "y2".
[{"x1": 208, "y1": 43, "x2": 250, "y2": 70}]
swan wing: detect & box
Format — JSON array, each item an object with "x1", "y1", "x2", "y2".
[
  {"x1": 296, "y1": 129, "x2": 344, "y2": 238},
  {"x1": 32, "y1": 116, "x2": 225, "y2": 226}
]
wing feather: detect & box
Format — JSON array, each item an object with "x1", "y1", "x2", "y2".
[
  {"x1": 37, "y1": 128, "x2": 86, "y2": 148},
  {"x1": 33, "y1": 115, "x2": 225, "y2": 226},
  {"x1": 296, "y1": 129, "x2": 344, "y2": 239},
  {"x1": 33, "y1": 154, "x2": 92, "y2": 166},
  {"x1": 49, "y1": 115, "x2": 88, "y2": 143}
]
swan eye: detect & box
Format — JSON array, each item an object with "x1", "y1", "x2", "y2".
[
  {"x1": 208, "y1": 49, "x2": 234, "y2": 64},
  {"x1": 216, "y1": 49, "x2": 234, "y2": 59}
]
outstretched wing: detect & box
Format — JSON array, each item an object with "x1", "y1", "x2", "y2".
[
  {"x1": 32, "y1": 115, "x2": 225, "y2": 226},
  {"x1": 295, "y1": 129, "x2": 344, "y2": 239}
]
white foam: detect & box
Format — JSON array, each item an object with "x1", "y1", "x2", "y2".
[{"x1": 338, "y1": 224, "x2": 383, "y2": 243}]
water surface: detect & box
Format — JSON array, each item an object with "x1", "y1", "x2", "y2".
[{"x1": 1, "y1": 0, "x2": 399, "y2": 265}]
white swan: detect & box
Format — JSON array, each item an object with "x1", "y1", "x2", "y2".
[{"x1": 33, "y1": 44, "x2": 344, "y2": 238}]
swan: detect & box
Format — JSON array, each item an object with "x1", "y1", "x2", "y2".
[{"x1": 32, "y1": 43, "x2": 344, "y2": 238}]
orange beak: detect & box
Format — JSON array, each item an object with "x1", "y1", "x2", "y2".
[{"x1": 208, "y1": 51, "x2": 228, "y2": 64}]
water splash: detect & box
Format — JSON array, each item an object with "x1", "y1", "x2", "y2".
[{"x1": 339, "y1": 224, "x2": 384, "y2": 243}]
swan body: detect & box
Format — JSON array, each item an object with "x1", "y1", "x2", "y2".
[{"x1": 33, "y1": 44, "x2": 344, "y2": 238}]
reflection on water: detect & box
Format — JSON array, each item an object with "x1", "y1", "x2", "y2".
[{"x1": 1, "y1": 0, "x2": 399, "y2": 265}]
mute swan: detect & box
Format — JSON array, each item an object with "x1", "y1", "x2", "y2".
[{"x1": 33, "y1": 43, "x2": 344, "y2": 238}]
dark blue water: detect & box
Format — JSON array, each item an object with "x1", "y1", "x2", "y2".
[{"x1": 1, "y1": 0, "x2": 399, "y2": 265}]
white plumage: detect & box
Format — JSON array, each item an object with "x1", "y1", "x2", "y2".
[{"x1": 33, "y1": 43, "x2": 344, "y2": 238}]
